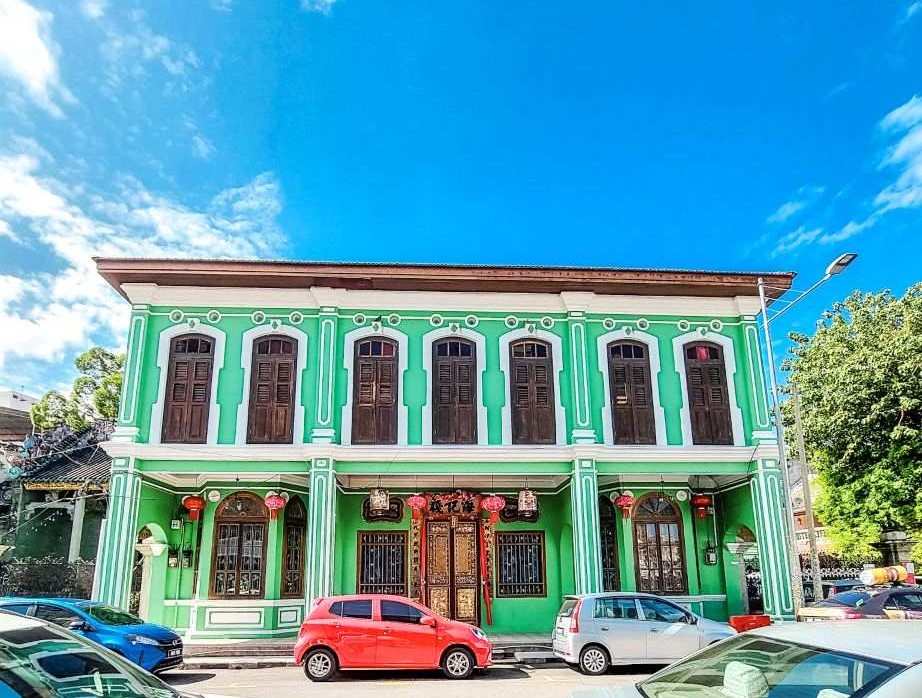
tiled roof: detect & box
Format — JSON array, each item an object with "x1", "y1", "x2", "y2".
[{"x1": 20, "y1": 429, "x2": 111, "y2": 491}]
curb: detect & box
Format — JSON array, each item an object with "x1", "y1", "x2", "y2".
[{"x1": 180, "y1": 657, "x2": 296, "y2": 670}]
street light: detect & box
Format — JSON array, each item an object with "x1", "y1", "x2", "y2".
[{"x1": 757, "y1": 253, "x2": 857, "y2": 613}]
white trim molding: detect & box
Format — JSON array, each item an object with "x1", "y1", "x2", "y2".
[
  {"x1": 421, "y1": 327, "x2": 488, "y2": 445},
  {"x1": 596, "y1": 329, "x2": 667, "y2": 446},
  {"x1": 234, "y1": 323, "x2": 309, "y2": 445},
  {"x1": 341, "y1": 325, "x2": 409, "y2": 446},
  {"x1": 498, "y1": 328, "x2": 567, "y2": 446},
  {"x1": 672, "y1": 330, "x2": 745, "y2": 447},
  {"x1": 149, "y1": 322, "x2": 226, "y2": 445}
]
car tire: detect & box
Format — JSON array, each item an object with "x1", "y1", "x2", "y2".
[
  {"x1": 303, "y1": 648, "x2": 337, "y2": 682},
  {"x1": 441, "y1": 647, "x2": 476, "y2": 679},
  {"x1": 579, "y1": 645, "x2": 610, "y2": 676}
]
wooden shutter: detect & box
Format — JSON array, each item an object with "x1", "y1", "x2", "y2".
[
  {"x1": 352, "y1": 339, "x2": 398, "y2": 444},
  {"x1": 608, "y1": 341, "x2": 656, "y2": 445},
  {"x1": 162, "y1": 334, "x2": 214, "y2": 444},
  {"x1": 247, "y1": 336, "x2": 297, "y2": 444},
  {"x1": 510, "y1": 340, "x2": 556, "y2": 445},
  {"x1": 432, "y1": 340, "x2": 477, "y2": 444},
  {"x1": 684, "y1": 342, "x2": 732, "y2": 445}
]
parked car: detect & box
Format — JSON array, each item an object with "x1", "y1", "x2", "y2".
[
  {"x1": 553, "y1": 593, "x2": 734, "y2": 674},
  {"x1": 0, "y1": 597, "x2": 183, "y2": 673},
  {"x1": 0, "y1": 609, "x2": 226, "y2": 697},
  {"x1": 295, "y1": 594, "x2": 492, "y2": 681},
  {"x1": 803, "y1": 578, "x2": 863, "y2": 603},
  {"x1": 587, "y1": 621, "x2": 922, "y2": 697},
  {"x1": 797, "y1": 585, "x2": 922, "y2": 621}
]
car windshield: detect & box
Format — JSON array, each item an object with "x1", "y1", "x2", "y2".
[
  {"x1": 817, "y1": 591, "x2": 872, "y2": 608},
  {"x1": 638, "y1": 633, "x2": 901, "y2": 698},
  {"x1": 0, "y1": 613, "x2": 187, "y2": 698},
  {"x1": 81, "y1": 603, "x2": 144, "y2": 626}
]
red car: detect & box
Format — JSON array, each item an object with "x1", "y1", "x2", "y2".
[{"x1": 294, "y1": 595, "x2": 492, "y2": 681}]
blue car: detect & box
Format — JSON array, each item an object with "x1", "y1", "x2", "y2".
[{"x1": 0, "y1": 597, "x2": 183, "y2": 673}]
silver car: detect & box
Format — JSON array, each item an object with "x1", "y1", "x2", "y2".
[{"x1": 552, "y1": 593, "x2": 734, "y2": 674}]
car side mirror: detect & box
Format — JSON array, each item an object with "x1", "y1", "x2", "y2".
[
  {"x1": 68, "y1": 620, "x2": 91, "y2": 632},
  {"x1": 420, "y1": 615, "x2": 436, "y2": 627},
  {"x1": 686, "y1": 614, "x2": 698, "y2": 625}
]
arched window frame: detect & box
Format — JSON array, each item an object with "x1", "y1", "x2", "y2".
[
  {"x1": 235, "y1": 324, "x2": 308, "y2": 445},
  {"x1": 672, "y1": 330, "x2": 744, "y2": 446},
  {"x1": 596, "y1": 329, "x2": 665, "y2": 446},
  {"x1": 150, "y1": 322, "x2": 225, "y2": 445},
  {"x1": 281, "y1": 496, "x2": 307, "y2": 599},
  {"x1": 498, "y1": 328, "x2": 566, "y2": 446},
  {"x1": 632, "y1": 493, "x2": 688, "y2": 594},
  {"x1": 421, "y1": 327, "x2": 488, "y2": 445},
  {"x1": 341, "y1": 325, "x2": 409, "y2": 445},
  {"x1": 210, "y1": 492, "x2": 269, "y2": 599},
  {"x1": 598, "y1": 495, "x2": 620, "y2": 592}
]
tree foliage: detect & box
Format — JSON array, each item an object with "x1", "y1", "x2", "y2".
[
  {"x1": 30, "y1": 348, "x2": 124, "y2": 431},
  {"x1": 783, "y1": 285, "x2": 922, "y2": 560}
]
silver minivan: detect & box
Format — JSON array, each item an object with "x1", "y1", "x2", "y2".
[{"x1": 552, "y1": 593, "x2": 734, "y2": 674}]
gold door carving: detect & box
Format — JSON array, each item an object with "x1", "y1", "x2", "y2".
[{"x1": 425, "y1": 518, "x2": 480, "y2": 624}]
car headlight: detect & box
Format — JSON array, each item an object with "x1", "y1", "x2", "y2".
[
  {"x1": 470, "y1": 626, "x2": 488, "y2": 641},
  {"x1": 127, "y1": 634, "x2": 161, "y2": 646}
]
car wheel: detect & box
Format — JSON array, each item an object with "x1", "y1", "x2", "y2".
[
  {"x1": 579, "y1": 645, "x2": 609, "y2": 676},
  {"x1": 442, "y1": 647, "x2": 475, "y2": 679},
  {"x1": 303, "y1": 648, "x2": 337, "y2": 682}
]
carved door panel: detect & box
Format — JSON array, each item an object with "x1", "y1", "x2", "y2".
[{"x1": 425, "y1": 519, "x2": 479, "y2": 624}]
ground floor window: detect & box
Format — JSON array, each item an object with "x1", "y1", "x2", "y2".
[
  {"x1": 496, "y1": 531, "x2": 546, "y2": 597},
  {"x1": 633, "y1": 494, "x2": 687, "y2": 594},
  {"x1": 358, "y1": 531, "x2": 408, "y2": 595},
  {"x1": 211, "y1": 492, "x2": 268, "y2": 599},
  {"x1": 282, "y1": 497, "x2": 306, "y2": 598}
]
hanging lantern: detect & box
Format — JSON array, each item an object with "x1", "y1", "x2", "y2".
[
  {"x1": 613, "y1": 492, "x2": 635, "y2": 519},
  {"x1": 691, "y1": 494, "x2": 713, "y2": 519},
  {"x1": 265, "y1": 493, "x2": 286, "y2": 519},
  {"x1": 480, "y1": 495, "x2": 506, "y2": 523},
  {"x1": 517, "y1": 488, "x2": 538, "y2": 514},
  {"x1": 407, "y1": 494, "x2": 427, "y2": 520},
  {"x1": 182, "y1": 495, "x2": 206, "y2": 521},
  {"x1": 369, "y1": 487, "x2": 390, "y2": 513}
]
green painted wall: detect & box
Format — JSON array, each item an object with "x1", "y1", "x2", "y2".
[{"x1": 719, "y1": 484, "x2": 759, "y2": 618}]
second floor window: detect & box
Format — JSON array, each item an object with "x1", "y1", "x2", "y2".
[
  {"x1": 684, "y1": 342, "x2": 732, "y2": 445},
  {"x1": 353, "y1": 338, "x2": 398, "y2": 444},
  {"x1": 163, "y1": 334, "x2": 214, "y2": 444},
  {"x1": 510, "y1": 339, "x2": 556, "y2": 444},
  {"x1": 247, "y1": 335, "x2": 297, "y2": 444},
  {"x1": 432, "y1": 339, "x2": 477, "y2": 444},
  {"x1": 608, "y1": 341, "x2": 656, "y2": 445}
]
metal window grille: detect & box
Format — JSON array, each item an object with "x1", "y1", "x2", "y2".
[
  {"x1": 496, "y1": 532, "x2": 546, "y2": 597},
  {"x1": 358, "y1": 532, "x2": 407, "y2": 596}
]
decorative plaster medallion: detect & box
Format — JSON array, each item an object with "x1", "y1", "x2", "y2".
[
  {"x1": 623, "y1": 326, "x2": 633, "y2": 336},
  {"x1": 251, "y1": 311, "x2": 266, "y2": 324},
  {"x1": 449, "y1": 322, "x2": 461, "y2": 333},
  {"x1": 675, "y1": 490, "x2": 689, "y2": 502},
  {"x1": 710, "y1": 319, "x2": 723, "y2": 331},
  {"x1": 540, "y1": 316, "x2": 555, "y2": 329},
  {"x1": 268, "y1": 319, "x2": 281, "y2": 330},
  {"x1": 206, "y1": 310, "x2": 222, "y2": 323},
  {"x1": 387, "y1": 313, "x2": 401, "y2": 326},
  {"x1": 371, "y1": 321, "x2": 382, "y2": 332},
  {"x1": 168, "y1": 309, "x2": 184, "y2": 323},
  {"x1": 207, "y1": 490, "x2": 221, "y2": 503},
  {"x1": 430, "y1": 314, "x2": 445, "y2": 327},
  {"x1": 699, "y1": 326, "x2": 708, "y2": 335},
  {"x1": 677, "y1": 319, "x2": 691, "y2": 331},
  {"x1": 622, "y1": 489, "x2": 635, "y2": 498},
  {"x1": 504, "y1": 316, "x2": 518, "y2": 329},
  {"x1": 525, "y1": 322, "x2": 537, "y2": 334},
  {"x1": 464, "y1": 315, "x2": 479, "y2": 328},
  {"x1": 289, "y1": 311, "x2": 304, "y2": 325},
  {"x1": 353, "y1": 313, "x2": 367, "y2": 326},
  {"x1": 603, "y1": 318, "x2": 616, "y2": 330},
  {"x1": 636, "y1": 318, "x2": 650, "y2": 330}
]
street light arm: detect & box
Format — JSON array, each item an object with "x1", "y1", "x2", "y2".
[{"x1": 767, "y1": 274, "x2": 831, "y2": 325}]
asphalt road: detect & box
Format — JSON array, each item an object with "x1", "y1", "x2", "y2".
[{"x1": 164, "y1": 664, "x2": 659, "y2": 698}]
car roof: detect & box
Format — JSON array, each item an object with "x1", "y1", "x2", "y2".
[
  {"x1": 563, "y1": 592, "x2": 669, "y2": 600},
  {"x1": 321, "y1": 594, "x2": 417, "y2": 603},
  {"x1": 749, "y1": 621, "x2": 922, "y2": 664},
  {"x1": 0, "y1": 597, "x2": 84, "y2": 605}
]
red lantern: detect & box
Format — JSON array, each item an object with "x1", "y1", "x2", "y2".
[
  {"x1": 265, "y1": 493, "x2": 286, "y2": 519},
  {"x1": 691, "y1": 494, "x2": 713, "y2": 519},
  {"x1": 480, "y1": 495, "x2": 506, "y2": 523},
  {"x1": 613, "y1": 493, "x2": 635, "y2": 519},
  {"x1": 407, "y1": 495, "x2": 427, "y2": 520},
  {"x1": 182, "y1": 495, "x2": 206, "y2": 521}
]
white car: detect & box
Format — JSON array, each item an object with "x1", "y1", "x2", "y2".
[
  {"x1": 553, "y1": 593, "x2": 735, "y2": 674},
  {"x1": 580, "y1": 621, "x2": 922, "y2": 697}
]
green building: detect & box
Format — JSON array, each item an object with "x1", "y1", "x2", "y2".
[{"x1": 93, "y1": 258, "x2": 796, "y2": 639}]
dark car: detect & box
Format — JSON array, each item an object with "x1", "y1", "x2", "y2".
[{"x1": 797, "y1": 586, "x2": 922, "y2": 621}]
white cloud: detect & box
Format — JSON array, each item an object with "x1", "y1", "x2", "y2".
[
  {"x1": 772, "y1": 226, "x2": 824, "y2": 256},
  {"x1": 302, "y1": 0, "x2": 340, "y2": 13},
  {"x1": 0, "y1": 0, "x2": 73, "y2": 117},
  {"x1": 906, "y1": 1, "x2": 922, "y2": 20},
  {"x1": 192, "y1": 134, "x2": 216, "y2": 160},
  {"x1": 765, "y1": 185, "x2": 825, "y2": 224},
  {"x1": 875, "y1": 95, "x2": 922, "y2": 213},
  {"x1": 80, "y1": 0, "x2": 107, "y2": 19},
  {"x1": 211, "y1": 0, "x2": 233, "y2": 10}
]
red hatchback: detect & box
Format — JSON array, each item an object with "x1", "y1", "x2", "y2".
[{"x1": 295, "y1": 595, "x2": 492, "y2": 681}]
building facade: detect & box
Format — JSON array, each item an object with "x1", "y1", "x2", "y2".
[{"x1": 93, "y1": 259, "x2": 796, "y2": 639}]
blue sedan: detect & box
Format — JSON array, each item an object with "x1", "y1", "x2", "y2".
[{"x1": 0, "y1": 597, "x2": 183, "y2": 672}]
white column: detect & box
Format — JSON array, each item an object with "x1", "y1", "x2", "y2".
[{"x1": 68, "y1": 495, "x2": 87, "y2": 562}]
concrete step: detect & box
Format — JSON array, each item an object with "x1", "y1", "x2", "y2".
[{"x1": 180, "y1": 656, "x2": 295, "y2": 670}]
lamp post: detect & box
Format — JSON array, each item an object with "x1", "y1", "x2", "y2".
[{"x1": 757, "y1": 252, "x2": 857, "y2": 612}]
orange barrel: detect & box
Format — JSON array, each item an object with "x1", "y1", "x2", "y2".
[
  {"x1": 728, "y1": 615, "x2": 772, "y2": 633},
  {"x1": 859, "y1": 565, "x2": 908, "y2": 586}
]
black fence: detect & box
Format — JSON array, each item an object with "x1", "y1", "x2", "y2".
[{"x1": 0, "y1": 557, "x2": 95, "y2": 599}]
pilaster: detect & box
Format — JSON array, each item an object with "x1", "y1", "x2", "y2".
[
  {"x1": 111, "y1": 307, "x2": 148, "y2": 443},
  {"x1": 564, "y1": 305, "x2": 597, "y2": 444},
  {"x1": 312, "y1": 308, "x2": 339, "y2": 443},
  {"x1": 750, "y1": 459, "x2": 795, "y2": 620},
  {"x1": 570, "y1": 458, "x2": 603, "y2": 593},
  {"x1": 305, "y1": 458, "x2": 337, "y2": 600},
  {"x1": 93, "y1": 457, "x2": 142, "y2": 608}
]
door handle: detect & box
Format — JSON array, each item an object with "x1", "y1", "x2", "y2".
[
  {"x1": 600, "y1": 627, "x2": 610, "y2": 631},
  {"x1": 649, "y1": 628, "x2": 660, "y2": 633}
]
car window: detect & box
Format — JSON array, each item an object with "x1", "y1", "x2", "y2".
[
  {"x1": 33, "y1": 604, "x2": 83, "y2": 628},
  {"x1": 820, "y1": 591, "x2": 871, "y2": 608},
  {"x1": 380, "y1": 600, "x2": 423, "y2": 624},
  {"x1": 81, "y1": 604, "x2": 143, "y2": 626},
  {"x1": 639, "y1": 598, "x2": 687, "y2": 623},
  {"x1": 37, "y1": 651, "x2": 120, "y2": 680},
  {"x1": 330, "y1": 600, "x2": 372, "y2": 619},
  {"x1": 557, "y1": 599, "x2": 579, "y2": 618},
  {"x1": 638, "y1": 634, "x2": 900, "y2": 698},
  {"x1": 594, "y1": 597, "x2": 638, "y2": 619},
  {"x1": 0, "y1": 605, "x2": 31, "y2": 616},
  {"x1": 894, "y1": 593, "x2": 922, "y2": 611}
]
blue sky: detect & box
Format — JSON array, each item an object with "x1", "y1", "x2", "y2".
[{"x1": 0, "y1": 0, "x2": 920, "y2": 394}]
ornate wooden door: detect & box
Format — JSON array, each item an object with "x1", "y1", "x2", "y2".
[{"x1": 425, "y1": 520, "x2": 479, "y2": 624}]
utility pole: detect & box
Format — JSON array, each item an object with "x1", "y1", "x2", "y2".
[{"x1": 792, "y1": 384, "x2": 823, "y2": 603}]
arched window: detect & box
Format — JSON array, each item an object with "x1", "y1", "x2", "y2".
[
  {"x1": 683, "y1": 342, "x2": 732, "y2": 445},
  {"x1": 608, "y1": 341, "x2": 655, "y2": 445},
  {"x1": 352, "y1": 338, "x2": 398, "y2": 444},
  {"x1": 162, "y1": 334, "x2": 214, "y2": 444},
  {"x1": 510, "y1": 339, "x2": 555, "y2": 444},
  {"x1": 247, "y1": 335, "x2": 297, "y2": 444},
  {"x1": 599, "y1": 496, "x2": 620, "y2": 592},
  {"x1": 282, "y1": 496, "x2": 306, "y2": 598},
  {"x1": 211, "y1": 493, "x2": 268, "y2": 599},
  {"x1": 633, "y1": 494, "x2": 687, "y2": 594},
  {"x1": 432, "y1": 338, "x2": 477, "y2": 444}
]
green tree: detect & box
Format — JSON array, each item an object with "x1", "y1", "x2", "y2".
[
  {"x1": 783, "y1": 285, "x2": 922, "y2": 560},
  {"x1": 30, "y1": 347, "x2": 125, "y2": 431}
]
